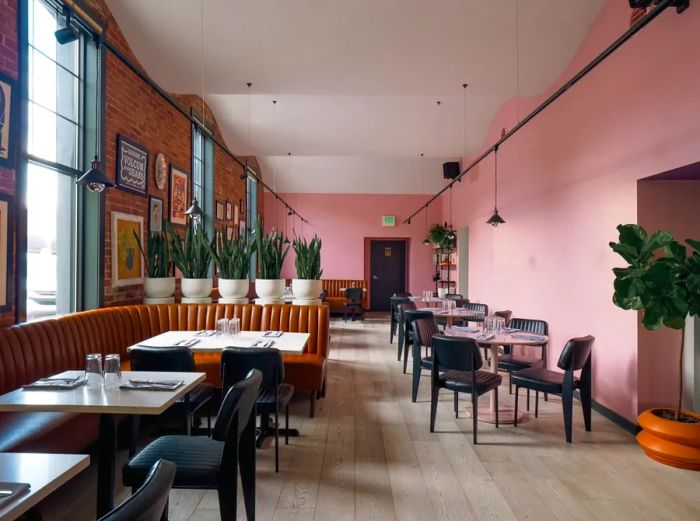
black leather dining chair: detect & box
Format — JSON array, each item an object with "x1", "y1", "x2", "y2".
[
  {"x1": 406, "y1": 310, "x2": 440, "y2": 402},
  {"x1": 390, "y1": 296, "x2": 411, "y2": 344},
  {"x1": 343, "y1": 287, "x2": 365, "y2": 322},
  {"x1": 430, "y1": 335, "x2": 502, "y2": 443},
  {"x1": 221, "y1": 347, "x2": 294, "y2": 473},
  {"x1": 497, "y1": 318, "x2": 548, "y2": 409},
  {"x1": 123, "y1": 369, "x2": 262, "y2": 521},
  {"x1": 397, "y1": 300, "x2": 417, "y2": 363},
  {"x1": 99, "y1": 459, "x2": 176, "y2": 521},
  {"x1": 512, "y1": 335, "x2": 594, "y2": 443},
  {"x1": 129, "y1": 346, "x2": 215, "y2": 436}
]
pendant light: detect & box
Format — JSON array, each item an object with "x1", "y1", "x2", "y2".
[
  {"x1": 420, "y1": 153, "x2": 430, "y2": 245},
  {"x1": 447, "y1": 185, "x2": 456, "y2": 240},
  {"x1": 77, "y1": 37, "x2": 113, "y2": 192},
  {"x1": 283, "y1": 152, "x2": 292, "y2": 244},
  {"x1": 486, "y1": 144, "x2": 506, "y2": 226},
  {"x1": 185, "y1": 197, "x2": 204, "y2": 222}
]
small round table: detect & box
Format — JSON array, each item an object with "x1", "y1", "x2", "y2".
[{"x1": 445, "y1": 327, "x2": 549, "y2": 424}]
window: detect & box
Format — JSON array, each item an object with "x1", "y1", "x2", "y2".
[
  {"x1": 192, "y1": 125, "x2": 214, "y2": 237},
  {"x1": 25, "y1": 0, "x2": 92, "y2": 320}
]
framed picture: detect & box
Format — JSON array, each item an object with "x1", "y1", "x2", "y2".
[
  {"x1": 216, "y1": 201, "x2": 225, "y2": 221},
  {"x1": 0, "y1": 72, "x2": 17, "y2": 168},
  {"x1": 239, "y1": 198, "x2": 245, "y2": 216},
  {"x1": 111, "y1": 212, "x2": 144, "y2": 287},
  {"x1": 169, "y1": 165, "x2": 189, "y2": 226},
  {"x1": 0, "y1": 193, "x2": 14, "y2": 311},
  {"x1": 226, "y1": 226, "x2": 234, "y2": 241},
  {"x1": 148, "y1": 196, "x2": 164, "y2": 233},
  {"x1": 226, "y1": 201, "x2": 233, "y2": 220},
  {"x1": 116, "y1": 134, "x2": 149, "y2": 195},
  {"x1": 233, "y1": 204, "x2": 239, "y2": 225},
  {"x1": 239, "y1": 219, "x2": 246, "y2": 238}
]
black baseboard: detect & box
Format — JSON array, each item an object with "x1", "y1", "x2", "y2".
[{"x1": 573, "y1": 390, "x2": 638, "y2": 434}]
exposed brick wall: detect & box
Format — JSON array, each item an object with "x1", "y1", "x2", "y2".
[
  {"x1": 0, "y1": 0, "x2": 17, "y2": 326},
  {"x1": 0, "y1": 0, "x2": 262, "y2": 317}
]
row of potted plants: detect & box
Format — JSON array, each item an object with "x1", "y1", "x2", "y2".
[{"x1": 134, "y1": 217, "x2": 323, "y2": 302}]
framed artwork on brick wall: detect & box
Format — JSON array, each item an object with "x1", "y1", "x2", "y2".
[
  {"x1": 111, "y1": 212, "x2": 144, "y2": 288},
  {"x1": 148, "y1": 196, "x2": 164, "y2": 233},
  {"x1": 233, "y1": 204, "x2": 239, "y2": 225},
  {"x1": 216, "y1": 201, "x2": 224, "y2": 221},
  {"x1": 169, "y1": 165, "x2": 189, "y2": 226},
  {"x1": 226, "y1": 201, "x2": 232, "y2": 220},
  {"x1": 0, "y1": 193, "x2": 14, "y2": 311},
  {"x1": 0, "y1": 72, "x2": 17, "y2": 168},
  {"x1": 116, "y1": 134, "x2": 149, "y2": 195}
]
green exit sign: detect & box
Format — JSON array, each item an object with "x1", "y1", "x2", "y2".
[{"x1": 382, "y1": 215, "x2": 396, "y2": 227}]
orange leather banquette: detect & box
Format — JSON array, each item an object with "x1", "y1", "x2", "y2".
[
  {"x1": 322, "y1": 279, "x2": 368, "y2": 312},
  {"x1": 0, "y1": 303, "x2": 328, "y2": 454}
]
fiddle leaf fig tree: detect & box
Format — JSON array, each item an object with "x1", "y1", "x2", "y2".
[{"x1": 610, "y1": 224, "x2": 700, "y2": 422}]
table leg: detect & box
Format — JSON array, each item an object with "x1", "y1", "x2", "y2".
[{"x1": 97, "y1": 413, "x2": 117, "y2": 517}]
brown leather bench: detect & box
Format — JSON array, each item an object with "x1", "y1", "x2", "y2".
[
  {"x1": 0, "y1": 303, "x2": 329, "y2": 454},
  {"x1": 321, "y1": 279, "x2": 368, "y2": 313}
]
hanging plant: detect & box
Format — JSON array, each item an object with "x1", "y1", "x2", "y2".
[{"x1": 428, "y1": 223, "x2": 456, "y2": 249}]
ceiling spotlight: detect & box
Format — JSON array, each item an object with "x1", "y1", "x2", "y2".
[
  {"x1": 55, "y1": 8, "x2": 79, "y2": 45},
  {"x1": 487, "y1": 209, "x2": 506, "y2": 227},
  {"x1": 423, "y1": 238, "x2": 431, "y2": 246},
  {"x1": 287, "y1": 209, "x2": 293, "y2": 216},
  {"x1": 408, "y1": 219, "x2": 411, "y2": 225}
]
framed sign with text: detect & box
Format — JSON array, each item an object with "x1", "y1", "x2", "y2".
[{"x1": 116, "y1": 134, "x2": 149, "y2": 195}]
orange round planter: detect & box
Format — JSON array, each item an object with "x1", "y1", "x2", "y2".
[{"x1": 636, "y1": 408, "x2": 700, "y2": 470}]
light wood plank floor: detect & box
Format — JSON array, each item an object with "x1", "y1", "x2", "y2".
[{"x1": 40, "y1": 316, "x2": 700, "y2": 520}]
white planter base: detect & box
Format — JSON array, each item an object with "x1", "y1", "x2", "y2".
[
  {"x1": 292, "y1": 298, "x2": 322, "y2": 306},
  {"x1": 218, "y1": 297, "x2": 249, "y2": 304},
  {"x1": 254, "y1": 297, "x2": 285, "y2": 305},
  {"x1": 144, "y1": 296, "x2": 175, "y2": 305},
  {"x1": 182, "y1": 296, "x2": 212, "y2": 304}
]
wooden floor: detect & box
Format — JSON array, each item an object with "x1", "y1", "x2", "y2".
[{"x1": 41, "y1": 316, "x2": 700, "y2": 520}]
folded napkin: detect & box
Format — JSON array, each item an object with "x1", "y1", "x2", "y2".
[
  {"x1": 120, "y1": 379, "x2": 184, "y2": 391},
  {"x1": 416, "y1": 307, "x2": 436, "y2": 312},
  {"x1": 511, "y1": 333, "x2": 545, "y2": 342},
  {"x1": 251, "y1": 339, "x2": 275, "y2": 348},
  {"x1": 263, "y1": 331, "x2": 283, "y2": 338},
  {"x1": 504, "y1": 327, "x2": 520, "y2": 333},
  {"x1": 23, "y1": 376, "x2": 86, "y2": 390},
  {"x1": 476, "y1": 333, "x2": 496, "y2": 341},
  {"x1": 0, "y1": 482, "x2": 31, "y2": 508},
  {"x1": 450, "y1": 325, "x2": 480, "y2": 333}
]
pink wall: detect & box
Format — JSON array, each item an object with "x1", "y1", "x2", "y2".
[
  {"x1": 637, "y1": 178, "x2": 700, "y2": 412},
  {"x1": 443, "y1": 1, "x2": 700, "y2": 421},
  {"x1": 264, "y1": 192, "x2": 443, "y2": 295}
]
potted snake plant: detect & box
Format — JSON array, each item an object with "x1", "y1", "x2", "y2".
[
  {"x1": 610, "y1": 224, "x2": 700, "y2": 470},
  {"x1": 134, "y1": 231, "x2": 174, "y2": 300},
  {"x1": 167, "y1": 221, "x2": 214, "y2": 299},
  {"x1": 292, "y1": 235, "x2": 323, "y2": 302},
  {"x1": 209, "y1": 227, "x2": 256, "y2": 300},
  {"x1": 254, "y1": 217, "x2": 289, "y2": 301}
]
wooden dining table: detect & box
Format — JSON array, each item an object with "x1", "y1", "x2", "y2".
[
  {"x1": 0, "y1": 370, "x2": 205, "y2": 517},
  {"x1": 445, "y1": 327, "x2": 549, "y2": 424}
]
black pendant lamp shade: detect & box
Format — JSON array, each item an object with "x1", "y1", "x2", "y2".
[
  {"x1": 487, "y1": 144, "x2": 505, "y2": 227},
  {"x1": 185, "y1": 198, "x2": 204, "y2": 220},
  {"x1": 77, "y1": 157, "x2": 114, "y2": 193}
]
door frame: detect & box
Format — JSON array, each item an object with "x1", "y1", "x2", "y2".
[{"x1": 364, "y1": 237, "x2": 410, "y2": 311}]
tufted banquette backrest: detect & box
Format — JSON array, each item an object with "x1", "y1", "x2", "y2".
[{"x1": 0, "y1": 303, "x2": 327, "y2": 395}]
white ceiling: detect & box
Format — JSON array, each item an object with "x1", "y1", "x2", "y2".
[{"x1": 106, "y1": 0, "x2": 605, "y2": 194}]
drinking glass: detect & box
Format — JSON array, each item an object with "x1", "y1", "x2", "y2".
[
  {"x1": 228, "y1": 317, "x2": 241, "y2": 336},
  {"x1": 85, "y1": 353, "x2": 103, "y2": 389},
  {"x1": 484, "y1": 316, "x2": 494, "y2": 334},
  {"x1": 495, "y1": 317, "x2": 506, "y2": 333},
  {"x1": 104, "y1": 354, "x2": 121, "y2": 389},
  {"x1": 216, "y1": 318, "x2": 229, "y2": 337}
]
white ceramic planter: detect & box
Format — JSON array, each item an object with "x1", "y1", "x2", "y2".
[
  {"x1": 437, "y1": 287, "x2": 448, "y2": 298},
  {"x1": 218, "y1": 278, "x2": 249, "y2": 299},
  {"x1": 181, "y1": 278, "x2": 213, "y2": 299},
  {"x1": 143, "y1": 277, "x2": 175, "y2": 299},
  {"x1": 256, "y1": 279, "x2": 285, "y2": 300},
  {"x1": 292, "y1": 279, "x2": 323, "y2": 301}
]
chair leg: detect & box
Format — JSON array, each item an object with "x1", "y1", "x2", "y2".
[
  {"x1": 160, "y1": 499, "x2": 169, "y2": 521},
  {"x1": 129, "y1": 415, "x2": 140, "y2": 458},
  {"x1": 454, "y1": 391, "x2": 459, "y2": 419},
  {"x1": 430, "y1": 384, "x2": 439, "y2": 432},
  {"x1": 397, "y1": 324, "x2": 404, "y2": 361},
  {"x1": 217, "y1": 456, "x2": 238, "y2": 521},
  {"x1": 581, "y1": 382, "x2": 592, "y2": 432},
  {"x1": 544, "y1": 393, "x2": 548, "y2": 402},
  {"x1": 239, "y1": 416, "x2": 257, "y2": 521},
  {"x1": 402, "y1": 340, "x2": 410, "y2": 374},
  {"x1": 509, "y1": 373, "x2": 512, "y2": 395},
  {"x1": 495, "y1": 389, "x2": 499, "y2": 429},
  {"x1": 535, "y1": 391, "x2": 539, "y2": 418},
  {"x1": 562, "y1": 387, "x2": 574, "y2": 443},
  {"x1": 321, "y1": 377, "x2": 327, "y2": 398},
  {"x1": 514, "y1": 386, "x2": 519, "y2": 427},
  {"x1": 526, "y1": 388, "x2": 530, "y2": 411},
  {"x1": 411, "y1": 353, "x2": 421, "y2": 403},
  {"x1": 390, "y1": 319, "x2": 396, "y2": 343},
  {"x1": 309, "y1": 392, "x2": 316, "y2": 418},
  {"x1": 471, "y1": 391, "x2": 478, "y2": 445},
  {"x1": 274, "y1": 405, "x2": 280, "y2": 473}
]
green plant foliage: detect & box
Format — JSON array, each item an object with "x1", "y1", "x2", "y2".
[
  {"x1": 609, "y1": 224, "x2": 689, "y2": 330},
  {"x1": 255, "y1": 217, "x2": 289, "y2": 279},
  {"x1": 209, "y1": 227, "x2": 256, "y2": 280},
  {"x1": 133, "y1": 231, "x2": 171, "y2": 278},
  {"x1": 293, "y1": 235, "x2": 323, "y2": 280},
  {"x1": 166, "y1": 221, "x2": 213, "y2": 279},
  {"x1": 428, "y1": 222, "x2": 456, "y2": 249}
]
